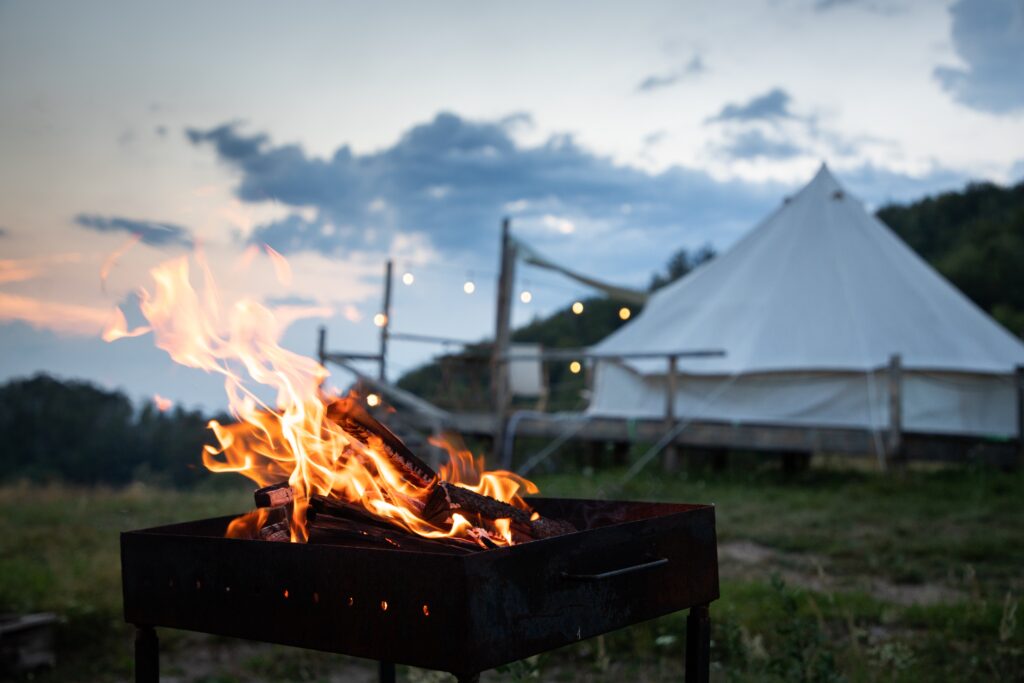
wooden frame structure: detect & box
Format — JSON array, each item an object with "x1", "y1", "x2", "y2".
[{"x1": 316, "y1": 218, "x2": 1024, "y2": 471}]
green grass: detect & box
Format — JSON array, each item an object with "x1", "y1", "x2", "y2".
[{"x1": 1, "y1": 463, "x2": 1022, "y2": 681}]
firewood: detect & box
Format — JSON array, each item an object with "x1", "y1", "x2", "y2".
[
  {"x1": 307, "y1": 494, "x2": 481, "y2": 552},
  {"x1": 306, "y1": 514, "x2": 477, "y2": 554},
  {"x1": 254, "y1": 482, "x2": 293, "y2": 508},
  {"x1": 325, "y1": 397, "x2": 437, "y2": 488},
  {"x1": 423, "y1": 482, "x2": 576, "y2": 540},
  {"x1": 316, "y1": 400, "x2": 576, "y2": 545},
  {"x1": 259, "y1": 520, "x2": 290, "y2": 542}
]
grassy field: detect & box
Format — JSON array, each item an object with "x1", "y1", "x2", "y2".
[{"x1": 1, "y1": 462, "x2": 1022, "y2": 682}]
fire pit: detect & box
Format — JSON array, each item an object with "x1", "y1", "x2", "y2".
[
  {"x1": 105, "y1": 253, "x2": 719, "y2": 681},
  {"x1": 121, "y1": 497, "x2": 718, "y2": 682}
]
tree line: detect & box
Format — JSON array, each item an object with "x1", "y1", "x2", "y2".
[{"x1": 0, "y1": 375, "x2": 222, "y2": 486}]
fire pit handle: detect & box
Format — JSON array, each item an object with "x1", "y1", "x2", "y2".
[{"x1": 561, "y1": 557, "x2": 668, "y2": 582}]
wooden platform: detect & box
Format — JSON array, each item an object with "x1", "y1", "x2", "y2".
[{"x1": 438, "y1": 412, "x2": 1020, "y2": 468}]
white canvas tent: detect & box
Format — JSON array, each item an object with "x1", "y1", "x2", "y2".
[{"x1": 588, "y1": 164, "x2": 1024, "y2": 439}]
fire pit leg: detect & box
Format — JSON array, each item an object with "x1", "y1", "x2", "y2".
[
  {"x1": 685, "y1": 604, "x2": 710, "y2": 683},
  {"x1": 378, "y1": 661, "x2": 395, "y2": 683},
  {"x1": 134, "y1": 625, "x2": 159, "y2": 683}
]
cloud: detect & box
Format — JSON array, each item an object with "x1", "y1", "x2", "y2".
[
  {"x1": 0, "y1": 291, "x2": 111, "y2": 336},
  {"x1": 933, "y1": 0, "x2": 1024, "y2": 114},
  {"x1": 264, "y1": 294, "x2": 318, "y2": 306},
  {"x1": 814, "y1": 0, "x2": 860, "y2": 9},
  {"x1": 74, "y1": 214, "x2": 193, "y2": 247},
  {"x1": 706, "y1": 88, "x2": 900, "y2": 164},
  {"x1": 186, "y1": 112, "x2": 785, "y2": 261},
  {"x1": 0, "y1": 253, "x2": 83, "y2": 285},
  {"x1": 635, "y1": 55, "x2": 706, "y2": 93},
  {"x1": 707, "y1": 88, "x2": 794, "y2": 123},
  {"x1": 840, "y1": 163, "x2": 968, "y2": 208},
  {"x1": 1011, "y1": 159, "x2": 1024, "y2": 183},
  {"x1": 720, "y1": 130, "x2": 804, "y2": 160}
]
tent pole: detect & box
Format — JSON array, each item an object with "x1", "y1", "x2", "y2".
[{"x1": 662, "y1": 354, "x2": 679, "y2": 472}]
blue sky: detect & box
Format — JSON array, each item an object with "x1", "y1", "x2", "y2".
[{"x1": 0, "y1": 0, "x2": 1022, "y2": 410}]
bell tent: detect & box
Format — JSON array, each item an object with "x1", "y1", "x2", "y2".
[{"x1": 588, "y1": 164, "x2": 1024, "y2": 440}]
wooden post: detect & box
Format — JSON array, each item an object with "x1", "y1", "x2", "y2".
[
  {"x1": 886, "y1": 353, "x2": 902, "y2": 467},
  {"x1": 317, "y1": 326, "x2": 326, "y2": 367},
  {"x1": 492, "y1": 218, "x2": 516, "y2": 466},
  {"x1": 663, "y1": 354, "x2": 679, "y2": 472},
  {"x1": 1016, "y1": 365, "x2": 1024, "y2": 469},
  {"x1": 378, "y1": 260, "x2": 393, "y2": 382}
]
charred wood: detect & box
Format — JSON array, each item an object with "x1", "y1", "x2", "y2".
[
  {"x1": 254, "y1": 482, "x2": 293, "y2": 508},
  {"x1": 325, "y1": 397, "x2": 437, "y2": 488},
  {"x1": 259, "y1": 520, "x2": 290, "y2": 542},
  {"x1": 306, "y1": 514, "x2": 477, "y2": 554},
  {"x1": 423, "y1": 481, "x2": 576, "y2": 540}
]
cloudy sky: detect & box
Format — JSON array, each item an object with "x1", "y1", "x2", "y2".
[{"x1": 0, "y1": 0, "x2": 1022, "y2": 410}]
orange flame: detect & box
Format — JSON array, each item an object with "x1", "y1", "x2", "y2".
[
  {"x1": 105, "y1": 252, "x2": 538, "y2": 547},
  {"x1": 264, "y1": 244, "x2": 292, "y2": 286},
  {"x1": 102, "y1": 307, "x2": 151, "y2": 342}
]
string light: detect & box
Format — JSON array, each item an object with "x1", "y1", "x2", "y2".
[
  {"x1": 366, "y1": 393, "x2": 381, "y2": 407},
  {"x1": 618, "y1": 307, "x2": 631, "y2": 321},
  {"x1": 402, "y1": 272, "x2": 414, "y2": 285},
  {"x1": 571, "y1": 301, "x2": 584, "y2": 315},
  {"x1": 463, "y1": 280, "x2": 476, "y2": 294},
  {"x1": 519, "y1": 290, "x2": 532, "y2": 304},
  {"x1": 569, "y1": 361, "x2": 582, "y2": 374},
  {"x1": 373, "y1": 313, "x2": 388, "y2": 327}
]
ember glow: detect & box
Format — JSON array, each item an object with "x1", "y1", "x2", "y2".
[{"x1": 104, "y1": 252, "x2": 539, "y2": 547}]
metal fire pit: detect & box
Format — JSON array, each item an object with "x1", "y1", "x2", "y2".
[{"x1": 121, "y1": 497, "x2": 719, "y2": 682}]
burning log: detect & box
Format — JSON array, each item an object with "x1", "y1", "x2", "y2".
[
  {"x1": 254, "y1": 482, "x2": 293, "y2": 508},
  {"x1": 325, "y1": 397, "x2": 436, "y2": 488},
  {"x1": 307, "y1": 494, "x2": 480, "y2": 553},
  {"x1": 422, "y1": 481, "x2": 576, "y2": 541},
  {"x1": 253, "y1": 483, "x2": 295, "y2": 541},
  {"x1": 258, "y1": 520, "x2": 290, "y2": 543},
  {"x1": 243, "y1": 400, "x2": 576, "y2": 549},
  {"x1": 324, "y1": 398, "x2": 576, "y2": 541}
]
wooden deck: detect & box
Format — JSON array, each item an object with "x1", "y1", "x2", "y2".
[{"x1": 440, "y1": 411, "x2": 1020, "y2": 468}]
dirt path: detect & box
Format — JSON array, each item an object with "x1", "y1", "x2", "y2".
[{"x1": 719, "y1": 539, "x2": 963, "y2": 606}]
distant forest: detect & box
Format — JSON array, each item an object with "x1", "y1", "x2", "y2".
[
  {"x1": 879, "y1": 180, "x2": 1024, "y2": 337},
  {"x1": 1, "y1": 178, "x2": 1021, "y2": 484},
  {"x1": 0, "y1": 375, "x2": 224, "y2": 486}
]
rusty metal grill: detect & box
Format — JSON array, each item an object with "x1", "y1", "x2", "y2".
[{"x1": 121, "y1": 497, "x2": 719, "y2": 682}]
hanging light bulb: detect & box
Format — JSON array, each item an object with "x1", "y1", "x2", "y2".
[
  {"x1": 366, "y1": 393, "x2": 381, "y2": 407},
  {"x1": 618, "y1": 307, "x2": 631, "y2": 321},
  {"x1": 463, "y1": 280, "x2": 476, "y2": 294},
  {"x1": 519, "y1": 290, "x2": 532, "y2": 304},
  {"x1": 569, "y1": 360, "x2": 582, "y2": 374},
  {"x1": 402, "y1": 272, "x2": 414, "y2": 286},
  {"x1": 373, "y1": 313, "x2": 388, "y2": 327},
  {"x1": 571, "y1": 301, "x2": 584, "y2": 315}
]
